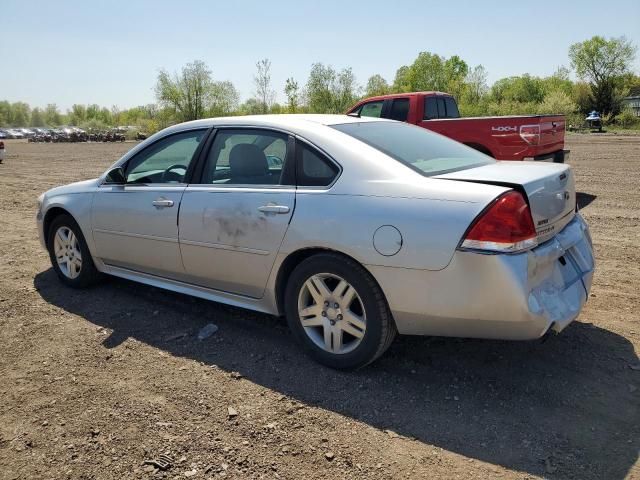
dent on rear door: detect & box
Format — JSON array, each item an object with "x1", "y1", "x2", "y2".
[{"x1": 178, "y1": 187, "x2": 295, "y2": 298}]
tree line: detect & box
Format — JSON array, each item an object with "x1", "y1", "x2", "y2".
[{"x1": 1, "y1": 35, "x2": 638, "y2": 132}]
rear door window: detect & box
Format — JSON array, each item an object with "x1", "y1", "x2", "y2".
[
  {"x1": 437, "y1": 98, "x2": 446, "y2": 118},
  {"x1": 389, "y1": 98, "x2": 409, "y2": 121},
  {"x1": 201, "y1": 129, "x2": 291, "y2": 185},
  {"x1": 297, "y1": 142, "x2": 340, "y2": 187},
  {"x1": 424, "y1": 97, "x2": 438, "y2": 120},
  {"x1": 444, "y1": 97, "x2": 460, "y2": 118}
]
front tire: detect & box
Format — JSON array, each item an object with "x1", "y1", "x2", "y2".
[
  {"x1": 284, "y1": 253, "x2": 396, "y2": 370},
  {"x1": 47, "y1": 214, "x2": 102, "y2": 288}
]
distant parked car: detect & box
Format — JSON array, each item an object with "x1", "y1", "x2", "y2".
[
  {"x1": 5, "y1": 129, "x2": 25, "y2": 139},
  {"x1": 19, "y1": 128, "x2": 36, "y2": 138},
  {"x1": 0, "y1": 129, "x2": 8, "y2": 139},
  {"x1": 29, "y1": 128, "x2": 53, "y2": 143}
]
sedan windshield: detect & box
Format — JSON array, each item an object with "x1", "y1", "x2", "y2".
[{"x1": 332, "y1": 121, "x2": 494, "y2": 176}]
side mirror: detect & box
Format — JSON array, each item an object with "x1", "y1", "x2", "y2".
[{"x1": 104, "y1": 167, "x2": 126, "y2": 184}]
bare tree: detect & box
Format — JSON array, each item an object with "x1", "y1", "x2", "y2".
[{"x1": 254, "y1": 58, "x2": 275, "y2": 113}]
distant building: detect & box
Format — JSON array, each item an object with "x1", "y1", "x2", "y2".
[{"x1": 621, "y1": 86, "x2": 640, "y2": 117}]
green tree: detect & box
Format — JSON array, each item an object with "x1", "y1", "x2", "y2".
[
  {"x1": 306, "y1": 63, "x2": 336, "y2": 113},
  {"x1": 392, "y1": 65, "x2": 411, "y2": 92},
  {"x1": 30, "y1": 107, "x2": 45, "y2": 127},
  {"x1": 11, "y1": 102, "x2": 30, "y2": 126},
  {"x1": 99, "y1": 107, "x2": 112, "y2": 125},
  {"x1": 406, "y1": 52, "x2": 447, "y2": 91},
  {"x1": 391, "y1": 52, "x2": 469, "y2": 98},
  {"x1": 617, "y1": 107, "x2": 638, "y2": 128},
  {"x1": 86, "y1": 104, "x2": 101, "y2": 120},
  {"x1": 0, "y1": 101, "x2": 11, "y2": 126},
  {"x1": 306, "y1": 63, "x2": 359, "y2": 113},
  {"x1": 284, "y1": 77, "x2": 299, "y2": 112},
  {"x1": 334, "y1": 67, "x2": 359, "y2": 112},
  {"x1": 254, "y1": 58, "x2": 275, "y2": 114},
  {"x1": 365, "y1": 74, "x2": 390, "y2": 97},
  {"x1": 542, "y1": 67, "x2": 574, "y2": 96},
  {"x1": 443, "y1": 55, "x2": 469, "y2": 98},
  {"x1": 569, "y1": 36, "x2": 637, "y2": 115},
  {"x1": 491, "y1": 74, "x2": 545, "y2": 103},
  {"x1": 44, "y1": 104, "x2": 62, "y2": 126},
  {"x1": 238, "y1": 98, "x2": 264, "y2": 115},
  {"x1": 269, "y1": 103, "x2": 283, "y2": 114},
  {"x1": 210, "y1": 80, "x2": 239, "y2": 116},
  {"x1": 69, "y1": 104, "x2": 87, "y2": 126},
  {"x1": 155, "y1": 60, "x2": 213, "y2": 121},
  {"x1": 111, "y1": 106, "x2": 122, "y2": 126},
  {"x1": 463, "y1": 65, "x2": 488, "y2": 104},
  {"x1": 537, "y1": 90, "x2": 577, "y2": 115}
]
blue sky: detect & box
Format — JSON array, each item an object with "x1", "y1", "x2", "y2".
[{"x1": 1, "y1": 0, "x2": 639, "y2": 110}]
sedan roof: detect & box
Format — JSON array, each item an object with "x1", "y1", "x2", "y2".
[{"x1": 172, "y1": 113, "x2": 391, "y2": 131}]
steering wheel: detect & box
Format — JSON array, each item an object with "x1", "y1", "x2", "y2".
[{"x1": 162, "y1": 164, "x2": 187, "y2": 182}]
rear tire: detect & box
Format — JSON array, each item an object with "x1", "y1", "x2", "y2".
[
  {"x1": 47, "y1": 214, "x2": 102, "y2": 288},
  {"x1": 284, "y1": 252, "x2": 396, "y2": 370}
]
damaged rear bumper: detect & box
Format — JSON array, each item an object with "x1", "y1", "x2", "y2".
[{"x1": 367, "y1": 214, "x2": 594, "y2": 339}]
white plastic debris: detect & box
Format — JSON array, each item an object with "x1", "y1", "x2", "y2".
[{"x1": 197, "y1": 323, "x2": 218, "y2": 340}]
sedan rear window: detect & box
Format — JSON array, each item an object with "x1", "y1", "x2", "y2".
[{"x1": 332, "y1": 121, "x2": 493, "y2": 176}]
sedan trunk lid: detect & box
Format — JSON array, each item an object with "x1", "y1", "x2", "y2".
[{"x1": 436, "y1": 161, "x2": 576, "y2": 243}]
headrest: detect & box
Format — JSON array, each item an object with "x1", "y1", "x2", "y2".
[{"x1": 229, "y1": 144, "x2": 268, "y2": 177}]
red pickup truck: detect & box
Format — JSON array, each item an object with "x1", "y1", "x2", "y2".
[{"x1": 347, "y1": 92, "x2": 569, "y2": 162}]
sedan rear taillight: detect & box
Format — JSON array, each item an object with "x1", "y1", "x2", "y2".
[
  {"x1": 519, "y1": 124, "x2": 540, "y2": 145},
  {"x1": 460, "y1": 191, "x2": 537, "y2": 253}
]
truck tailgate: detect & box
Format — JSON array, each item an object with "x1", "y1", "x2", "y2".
[{"x1": 536, "y1": 115, "x2": 566, "y2": 157}]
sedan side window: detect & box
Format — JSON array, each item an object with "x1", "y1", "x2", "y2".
[
  {"x1": 202, "y1": 129, "x2": 291, "y2": 185},
  {"x1": 297, "y1": 142, "x2": 339, "y2": 187},
  {"x1": 125, "y1": 130, "x2": 206, "y2": 184}
]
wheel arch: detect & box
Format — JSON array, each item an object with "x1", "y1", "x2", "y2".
[
  {"x1": 43, "y1": 206, "x2": 73, "y2": 247},
  {"x1": 274, "y1": 247, "x2": 393, "y2": 322}
]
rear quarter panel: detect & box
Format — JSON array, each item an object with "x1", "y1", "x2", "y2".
[{"x1": 281, "y1": 186, "x2": 507, "y2": 271}]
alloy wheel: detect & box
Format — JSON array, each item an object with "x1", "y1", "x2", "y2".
[
  {"x1": 53, "y1": 226, "x2": 82, "y2": 279},
  {"x1": 297, "y1": 273, "x2": 367, "y2": 354}
]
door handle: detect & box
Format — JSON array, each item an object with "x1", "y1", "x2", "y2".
[
  {"x1": 152, "y1": 198, "x2": 174, "y2": 208},
  {"x1": 258, "y1": 205, "x2": 290, "y2": 214}
]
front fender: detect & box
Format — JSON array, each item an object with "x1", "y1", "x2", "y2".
[{"x1": 40, "y1": 191, "x2": 98, "y2": 260}]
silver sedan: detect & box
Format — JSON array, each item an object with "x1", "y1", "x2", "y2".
[{"x1": 37, "y1": 115, "x2": 595, "y2": 369}]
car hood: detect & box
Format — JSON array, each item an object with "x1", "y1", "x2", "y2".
[{"x1": 45, "y1": 178, "x2": 100, "y2": 198}]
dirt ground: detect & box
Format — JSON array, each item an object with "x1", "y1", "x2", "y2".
[{"x1": 0, "y1": 135, "x2": 638, "y2": 480}]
